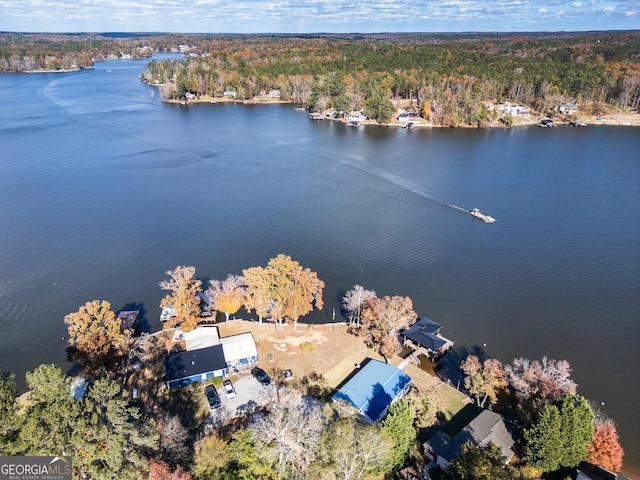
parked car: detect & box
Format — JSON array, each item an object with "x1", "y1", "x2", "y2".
[
  {"x1": 251, "y1": 367, "x2": 271, "y2": 386},
  {"x1": 222, "y1": 380, "x2": 236, "y2": 401},
  {"x1": 204, "y1": 385, "x2": 221, "y2": 409}
]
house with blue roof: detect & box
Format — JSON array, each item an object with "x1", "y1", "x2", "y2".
[{"x1": 332, "y1": 359, "x2": 411, "y2": 423}]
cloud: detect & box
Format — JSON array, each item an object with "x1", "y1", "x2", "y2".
[{"x1": 0, "y1": 0, "x2": 638, "y2": 32}]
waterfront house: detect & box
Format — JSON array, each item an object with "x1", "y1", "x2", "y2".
[
  {"x1": 164, "y1": 344, "x2": 227, "y2": 390},
  {"x1": 556, "y1": 103, "x2": 580, "y2": 115},
  {"x1": 269, "y1": 89, "x2": 281, "y2": 98},
  {"x1": 397, "y1": 112, "x2": 411, "y2": 123},
  {"x1": 221, "y1": 332, "x2": 258, "y2": 372},
  {"x1": 347, "y1": 111, "x2": 366, "y2": 125},
  {"x1": 401, "y1": 317, "x2": 454, "y2": 359},
  {"x1": 118, "y1": 310, "x2": 140, "y2": 331},
  {"x1": 332, "y1": 359, "x2": 411, "y2": 423},
  {"x1": 424, "y1": 409, "x2": 517, "y2": 470}
]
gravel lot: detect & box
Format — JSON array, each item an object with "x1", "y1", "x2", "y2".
[{"x1": 207, "y1": 374, "x2": 276, "y2": 426}]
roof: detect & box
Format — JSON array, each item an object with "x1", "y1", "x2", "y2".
[
  {"x1": 402, "y1": 317, "x2": 451, "y2": 351},
  {"x1": 70, "y1": 376, "x2": 89, "y2": 400},
  {"x1": 426, "y1": 409, "x2": 517, "y2": 462},
  {"x1": 184, "y1": 325, "x2": 220, "y2": 351},
  {"x1": 118, "y1": 310, "x2": 139, "y2": 330},
  {"x1": 164, "y1": 344, "x2": 226, "y2": 382},
  {"x1": 220, "y1": 332, "x2": 258, "y2": 361},
  {"x1": 576, "y1": 465, "x2": 629, "y2": 480},
  {"x1": 332, "y1": 359, "x2": 411, "y2": 423}
]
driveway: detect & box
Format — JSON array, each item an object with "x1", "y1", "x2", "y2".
[{"x1": 207, "y1": 374, "x2": 276, "y2": 427}]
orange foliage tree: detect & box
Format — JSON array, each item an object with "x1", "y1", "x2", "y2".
[
  {"x1": 587, "y1": 420, "x2": 624, "y2": 472},
  {"x1": 360, "y1": 295, "x2": 416, "y2": 361},
  {"x1": 208, "y1": 275, "x2": 245, "y2": 322},
  {"x1": 159, "y1": 266, "x2": 202, "y2": 332}
]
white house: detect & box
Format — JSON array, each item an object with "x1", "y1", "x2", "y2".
[
  {"x1": 348, "y1": 111, "x2": 366, "y2": 124},
  {"x1": 221, "y1": 332, "x2": 258, "y2": 371}
]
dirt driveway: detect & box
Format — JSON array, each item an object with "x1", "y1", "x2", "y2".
[{"x1": 207, "y1": 375, "x2": 276, "y2": 427}]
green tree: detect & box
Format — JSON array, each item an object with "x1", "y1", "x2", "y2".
[
  {"x1": 193, "y1": 434, "x2": 229, "y2": 479},
  {"x1": 447, "y1": 442, "x2": 511, "y2": 480},
  {"x1": 64, "y1": 300, "x2": 128, "y2": 372},
  {"x1": 73, "y1": 378, "x2": 158, "y2": 480},
  {"x1": 381, "y1": 399, "x2": 416, "y2": 470},
  {"x1": 160, "y1": 265, "x2": 203, "y2": 332},
  {"x1": 17, "y1": 364, "x2": 80, "y2": 456},
  {"x1": 222, "y1": 429, "x2": 277, "y2": 480},
  {"x1": 0, "y1": 367, "x2": 19, "y2": 453},
  {"x1": 364, "y1": 92, "x2": 395, "y2": 123},
  {"x1": 525, "y1": 393, "x2": 594, "y2": 472}
]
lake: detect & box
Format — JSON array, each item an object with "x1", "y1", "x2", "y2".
[{"x1": 0, "y1": 54, "x2": 638, "y2": 475}]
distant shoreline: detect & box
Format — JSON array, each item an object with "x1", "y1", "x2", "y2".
[{"x1": 164, "y1": 94, "x2": 640, "y2": 128}]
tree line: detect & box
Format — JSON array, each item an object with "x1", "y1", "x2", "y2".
[{"x1": 140, "y1": 31, "x2": 640, "y2": 125}]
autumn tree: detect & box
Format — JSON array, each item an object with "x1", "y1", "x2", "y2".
[
  {"x1": 160, "y1": 266, "x2": 202, "y2": 332},
  {"x1": 208, "y1": 274, "x2": 245, "y2": 322},
  {"x1": 342, "y1": 285, "x2": 376, "y2": 325},
  {"x1": 461, "y1": 356, "x2": 508, "y2": 408},
  {"x1": 525, "y1": 393, "x2": 594, "y2": 472},
  {"x1": 359, "y1": 295, "x2": 416, "y2": 361},
  {"x1": 148, "y1": 461, "x2": 192, "y2": 480},
  {"x1": 64, "y1": 300, "x2": 128, "y2": 372},
  {"x1": 242, "y1": 254, "x2": 324, "y2": 328},
  {"x1": 587, "y1": 420, "x2": 624, "y2": 473},
  {"x1": 250, "y1": 393, "x2": 323, "y2": 478}
]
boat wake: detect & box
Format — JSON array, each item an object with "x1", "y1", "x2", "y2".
[{"x1": 340, "y1": 157, "x2": 468, "y2": 214}]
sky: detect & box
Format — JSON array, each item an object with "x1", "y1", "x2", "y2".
[{"x1": 0, "y1": 0, "x2": 638, "y2": 34}]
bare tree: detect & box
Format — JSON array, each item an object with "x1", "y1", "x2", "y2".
[
  {"x1": 342, "y1": 285, "x2": 376, "y2": 325},
  {"x1": 504, "y1": 356, "x2": 577, "y2": 409},
  {"x1": 155, "y1": 414, "x2": 189, "y2": 463},
  {"x1": 250, "y1": 393, "x2": 323, "y2": 478},
  {"x1": 316, "y1": 417, "x2": 392, "y2": 480}
]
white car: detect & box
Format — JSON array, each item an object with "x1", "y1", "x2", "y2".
[{"x1": 222, "y1": 380, "x2": 236, "y2": 401}]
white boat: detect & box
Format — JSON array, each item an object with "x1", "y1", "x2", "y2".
[{"x1": 470, "y1": 208, "x2": 496, "y2": 223}]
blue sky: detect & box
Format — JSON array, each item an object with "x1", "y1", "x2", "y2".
[{"x1": 0, "y1": 0, "x2": 637, "y2": 33}]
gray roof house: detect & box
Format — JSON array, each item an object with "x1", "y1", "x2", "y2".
[
  {"x1": 402, "y1": 317, "x2": 453, "y2": 359},
  {"x1": 424, "y1": 409, "x2": 517, "y2": 470},
  {"x1": 163, "y1": 344, "x2": 227, "y2": 390}
]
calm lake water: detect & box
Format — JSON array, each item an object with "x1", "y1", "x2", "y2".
[{"x1": 1, "y1": 55, "x2": 638, "y2": 474}]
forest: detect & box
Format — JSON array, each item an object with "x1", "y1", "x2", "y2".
[{"x1": 1, "y1": 31, "x2": 639, "y2": 126}]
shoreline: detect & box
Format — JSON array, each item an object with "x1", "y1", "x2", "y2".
[{"x1": 162, "y1": 93, "x2": 640, "y2": 128}]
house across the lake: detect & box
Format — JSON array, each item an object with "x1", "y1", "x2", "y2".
[
  {"x1": 332, "y1": 358, "x2": 411, "y2": 423},
  {"x1": 424, "y1": 409, "x2": 518, "y2": 470},
  {"x1": 401, "y1": 317, "x2": 454, "y2": 360}
]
